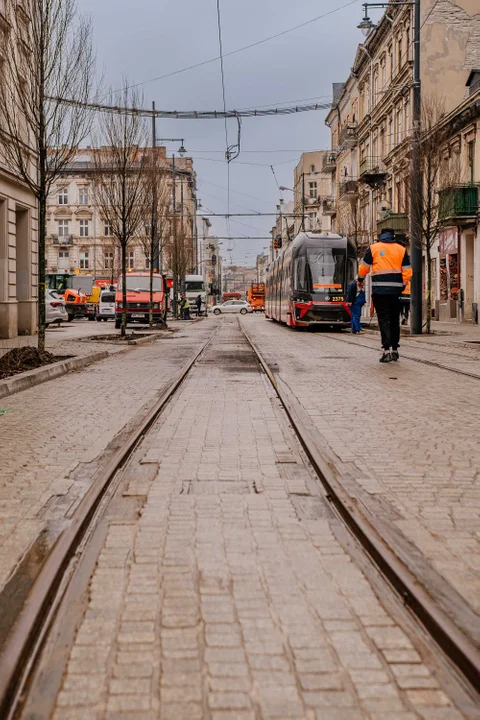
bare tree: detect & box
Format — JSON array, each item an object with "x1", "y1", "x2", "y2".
[
  {"x1": 0, "y1": 0, "x2": 95, "y2": 350},
  {"x1": 139, "y1": 154, "x2": 171, "y2": 326},
  {"x1": 164, "y1": 215, "x2": 191, "y2": 319},
  {"x1": 92, "y1": 88, "x2": 148, "y2": 336},
  {"x1": 339, "y1": 195, "x2": 364, "y2": 258},
  {"x1": 409, "y1": 95, "x2": 457, "y2": 334}
]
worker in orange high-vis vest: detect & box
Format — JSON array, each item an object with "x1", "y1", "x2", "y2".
[{"x1": 358, "y1": 228, "x2": 412, "y2": 363}]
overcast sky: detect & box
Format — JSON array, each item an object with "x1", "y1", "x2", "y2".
[{"x1": 78, "y1": 0, "x2": 364, "y2": 265}]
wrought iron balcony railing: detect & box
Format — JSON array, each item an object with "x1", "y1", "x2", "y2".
[{"x1": 438, "y1": 185, "x2": 478, "y2": 223}]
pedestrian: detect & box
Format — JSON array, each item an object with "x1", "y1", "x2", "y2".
[
  {"x1": 195, "y1": 294, "x2": 202, "y2": 316},
  {"x1": 179, "y1": 294, "x2": 186, "y2": 320},
  {"x1": 346, "y1": 278, "x2": 365, "y2": 334},
  {"x1": 358, "y1": 228, "x2": 412, "y2": 363},
  {"x1": 183, "y1": 297, "x2": 191, "y2": 320},
  {"x1": 401, "y1": 280, "x2": 411, "y2": 325}
]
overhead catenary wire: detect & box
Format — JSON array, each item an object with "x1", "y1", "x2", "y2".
[{"x1": 111, "y1": 0, "x2": 360, "y2": 95}]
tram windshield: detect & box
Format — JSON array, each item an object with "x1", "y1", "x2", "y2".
[{"x1": 306, "y1": 248, "x2": 346, "y2": 291}]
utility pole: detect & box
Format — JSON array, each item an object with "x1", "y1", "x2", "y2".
[
  {"x1": 302, "y1": 173, "x2": 305, "y2": 231},
  {"x1": 151, "y1": 101, "x2": 160, "y2": 273},
  {"x1": 410, "y1": 0, "x2": 422, "y2": 334},
  {"x1": 172, "y1": 152, "x2": 177, "y2": 318}
]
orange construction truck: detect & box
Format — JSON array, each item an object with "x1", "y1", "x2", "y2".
[{"x1": 247, "y1": 283, "x2": 265, "y2": 312}]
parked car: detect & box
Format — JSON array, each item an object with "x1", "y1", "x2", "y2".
[
  {"x1": 97, "y1": 290, "x2": 116, "y2": 321},
  {"x1": 211, "y1": 300, "x2": 253, "y2": 315},
  {"x1": 46, "y1": 290, "x2": 68, "y2": 327}
]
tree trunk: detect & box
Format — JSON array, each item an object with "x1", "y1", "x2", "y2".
[
  {"x1": 149, "y1": 250, "x2": 154, "y2": 328},
  {"x1": 121, "y1": 242, "x2": 127, "y2": 337},
  {"x1": 426, "y1": 240, "x2": 432, "y2": 335},
  {"x1": 37, "y1": 193, "x2": 47, "y2": 351}
]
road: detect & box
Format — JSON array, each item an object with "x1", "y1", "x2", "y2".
[{"x1": 0, "y1": 315, "x2": 479, "y2": 719}]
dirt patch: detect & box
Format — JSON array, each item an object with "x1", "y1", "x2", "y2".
[
  {"x1": 0, "y1": 347, "x2": 72, "y2": 379},
  {"x1": 81, "y1": 333, "x2": 155, "y2": 343}
]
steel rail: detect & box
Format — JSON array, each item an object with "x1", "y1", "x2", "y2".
[
  {"x1": 240, "y1": 322, "x2": 480, "y2": 693},
  {"x1": 0, "y1": 328, "x2": 217, "y2": 719}
]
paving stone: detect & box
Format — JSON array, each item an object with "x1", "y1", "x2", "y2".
[{"x1": 49, "y1": 319, "x2": 469, "y2": 719}]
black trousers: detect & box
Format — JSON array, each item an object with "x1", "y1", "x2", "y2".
[{"x1": 373, "y1": 294, "x2": 401, "y2": 350}]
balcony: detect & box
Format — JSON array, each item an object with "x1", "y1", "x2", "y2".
[
  {"x1": 322, "y1": 198, "x2": 336, "y2": 216},
  {"x1": 438, "y1": 185, "x2": 478, "y2": 225},
  {"x1": 377, "y1": 213, "x2": 409, "y2": 237},
  {"x1": 339, "y1": 123, "x2": 358, "y2": 148},
  {"x1": 51, "y1": 234, "x2": 74, "y2": 246},
  {"x1": 339, "y1": 179, "x2": 358, "y2": 198},
  {"x1": 321, "y1": 151, "x2": 337, "y2": 173},
  {"x1": 359, "y1": 156, "x2": 387, "y2": 189}
]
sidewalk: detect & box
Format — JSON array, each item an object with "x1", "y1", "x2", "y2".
[{"x1": 0, "y1": 319, "x2": 214, "y2": 593}]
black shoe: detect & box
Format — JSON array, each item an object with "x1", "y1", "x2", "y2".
[
  {"x1": 379, "y1": 351, "x2": 392, "y2": 363},
  {"x1": 391, "y1": 350, "x2": 399, "y2": 361}
]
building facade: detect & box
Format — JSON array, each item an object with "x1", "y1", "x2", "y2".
[
  {"x1": 197, "y1": 216, "x2": 222, "y2": 304},
  {"x1": 0, "y1": 2, "x2": 38, "y2": 339},
  {"x1": 45, "y1": 148, "x2": 197, "y2": 281},
  {"x1": 293, "y1": 151, "x2": 335, "y2": 236},
  {"x1": 325, "y1": 0, "x2": 480, "y2": 320}
]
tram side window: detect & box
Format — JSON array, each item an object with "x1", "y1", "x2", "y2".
[
  {"x1": 347, "y1": 257, "x2": 356, "y2": 285},
  {"x1": 294, "y1": 256, "x2": 308, "y2": 291}
]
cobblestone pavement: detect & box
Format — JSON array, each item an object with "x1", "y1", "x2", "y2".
[
  {"x1": 51, "y1": 318, "x2": 473, "y2": 720},
  {"x1": 243, "y1": 316, "x2": 480, "y2": 639},
  {"x1": 0, "y1": 319, "x2": 214, "y2": 590}
]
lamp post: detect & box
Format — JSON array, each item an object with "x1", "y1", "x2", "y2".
[
  {"x1": 280, "y1": 178, "x2": 305, "y2": 232},
  {"x1": 358, "y1": 0, "x2": 422, "y2": 334},
  {"x1": 157, "y1": 138, "x2": 187, "y2": 318}
]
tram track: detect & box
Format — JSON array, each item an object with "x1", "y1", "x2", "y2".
[
  {"x1": 332, "y1": 331, "x2": 480, "y2": 380},
  {"x1": 1, "y1": 316, "x2": 479, "y2": 719},
  {"x1": 0, "y1": 326, "x2": 218, "y2": 720},
  {"x1": 240, "y1": 320, "x2": 480, "y2": 696}
]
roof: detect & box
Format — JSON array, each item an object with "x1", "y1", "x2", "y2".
[{"x1": 466, "y1": 70, "x2": 480, "y2": 86}]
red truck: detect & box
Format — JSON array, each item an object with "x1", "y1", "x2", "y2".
[{"x1": 115, "y1": 272, "x2": 168, "y2": 328}]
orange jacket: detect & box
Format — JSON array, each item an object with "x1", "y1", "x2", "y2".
[{"x1": 358, "y1": 236, "x2": 412, "y2": 295}]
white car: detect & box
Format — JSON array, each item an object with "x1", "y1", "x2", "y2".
[
  {"x1": 97, "y1": 290, "x2": 116, "y2": 321},
  {"x1": 212, "y1": 300, "x2": 254, "y2": 315},
  {"x1": 46, "y1": 289, "x2": 68, "y2": 326}
]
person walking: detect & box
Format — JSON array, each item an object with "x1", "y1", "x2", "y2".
[
  {"x1": 179, "y1": 294, "x2": 186, "y2": 320},
  {"x1": 195, "y1": 294, "x2": 202, "y2": 316},
  {"x1": 183, "y1": 296, "x2": 191, "y2": 320},
  {"x1": 346, "y1": 278, "x2": 365, "y2": 334},
  {"x1": 358, "y1": 228, "x2": 412, "y2": 363},
  {"x1": 400, "y1": 280, "x2": 411, "y2": 325}
]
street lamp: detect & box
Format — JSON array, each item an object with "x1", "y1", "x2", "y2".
[{"x1": 357, "y1": 0, "x2": 422, "y2": 334}]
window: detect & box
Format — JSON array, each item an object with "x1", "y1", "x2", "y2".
[
  {"x1": 78, "y1": 187, "x2": 89, "y2": 205},
  {"x1": 373, "y1": 71, "x2": 378, "y2": 107},
  {"x1": 127, "y1": 250, "x2": 135, "y2": 269},
  {"x1": 308, "y1": 181, "x2": 317, "y2": 198},
  {"x1": 406, "y1": 27, "x2": 410, "y2": 62},
  {"x1": 310, "y1": 165, "x2": 315, "y2": 173},
  {"x1": 388, "y1": 116, "x2": 393, "y2": 152},
  {"x1": 397, "y1": 35, "x2": 403, "y2": 70},
  {"x1": 79, "y1": 219, "x2": 89, "y2": 237},
  {"x1": 396, "y1": 106, "x2": 403, "y2": 145},
  {"x1": 80, "y1": 251, "x2": 89, "y2": 269},
  {"x1": 389, "y1": 44, "x2": 394, "y2": 78},
  {"x1": 405, "y1": 100, "x2": 410, "y2": 137},
  {"x1": 58, "y1": 250, "x2": 69, "y2": 269},
  {"x1": 308, "y1": 212, "x2": 316, "y2": 230},
  {"x1": 58, "y1": 219, "x2": 69, "y2": 237},
  {"x1": 104, "y1": 222, "x2": 112, "y2": 237},
  {"x1": 58, "y1": 188, "x2": 68, "y2": 205},
  {"x1": 294, "y1": 256, "x2": 307, "y2": 291},
  {"x1": 468, "y1": 140, "x2": 475, "y2": 185},
  {"x1": 104, "y1": 251, "x2": 114, "y2": 270}
]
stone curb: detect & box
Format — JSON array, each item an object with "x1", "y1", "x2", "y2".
[{"x1": 0, "y1": 351, "x2": 109, "y2": 401}]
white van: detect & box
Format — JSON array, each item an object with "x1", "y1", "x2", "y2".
[{"x1": 97, "y1": 289, "x2": 116, "y2": 321}]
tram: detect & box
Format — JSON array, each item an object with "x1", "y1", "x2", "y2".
[{"x1": 265, "y1": 232, "x2": 357, "y2": 328}]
